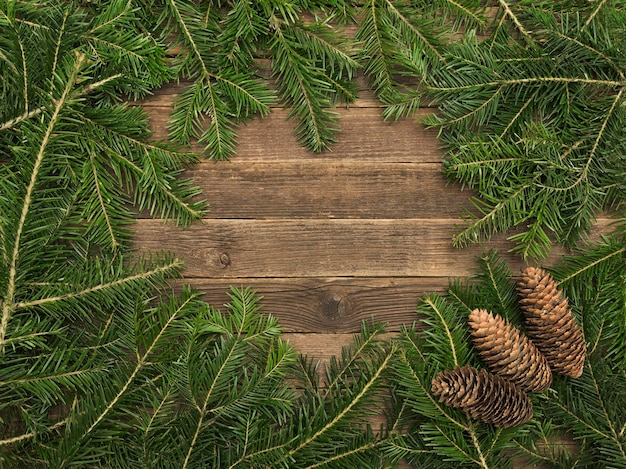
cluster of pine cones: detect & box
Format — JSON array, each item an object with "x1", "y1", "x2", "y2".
[{"x1": 431, "y1": 267, "x2": 586, "y2": 428}]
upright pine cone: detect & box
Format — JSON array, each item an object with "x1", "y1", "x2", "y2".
[
  {"x1": 468, "y1": 309, "x2": 552, "y2": 392},
  {"x1": 431, "y1": 365, "x2": 533, "y2": 428},
  {"x1": 517, "y1": 267, "x2": 585, "y2": 378}
]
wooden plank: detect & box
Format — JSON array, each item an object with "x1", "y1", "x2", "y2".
[
  {"x1": 178, "y1": 161, "x2": 470, "y2": 219},
  {"x1": 146, "y1": 107, "x2": 442, "y2": 163},
  {"x1": 134, "y1": 218, "x2": 554, "y2": 278},
  {"x1": 182, "y1": 277, "x2": 447, "y2": 333}
]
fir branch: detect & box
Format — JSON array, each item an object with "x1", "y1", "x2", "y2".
[
  {"x1": 289, "y1": 346, "x2": 395, "y2": 458},
  {"x1": 15, "y1": 25, "x2": 29, "y2": 113},
  {"x1": 0, "y1": 73, "x2": 122, "y2": 132},
  {"x1": 495, "y1": 0, "x2": 534, "y2": 45},
  {"x1": 546, "y1": 359, "x2": 626, "y2": 464},
  {"x1": 0, "y1": 43, "x2": 19, "y2": 75},
  {"x1": 428, "y1": 76, "x2": 625, "y2": 92},
  {"x1": 269, "y1": 20, "x2": 357, "y2": 152},
  {"x1": 442, "y1": 0, "x2": 486, "y2": 27},
  {"x1": 0, "y1": 108, "x2": 42, "y2": 132},
  {"x1": 396, "y1": 346, "x2": 469, "y2": 432},
  {"x1": 550, "y1": 30, "x2": 625, "y2": 81},
  {"x1": 358, "y1": 0, "x2": 397, "y2": 100},
  {"x1": 161, "y1": 0, "x2": 275, "y2": 159},
  {"x1": 418, "y1": 294, "x2": 474, "y2": 370},
  {"x1": 0, "y1": 418, "x2": 68, "y2": 447},
  {"x1": 14, "y1": 259, "x2": 182, "y2": 310},
  {"x1": 304, "y1": 439, "x2": 382, "y2": 469},
  {"x1": 447, "y1": 250, "x2": 520, "y2": 324},
  {"x1": 424, "y1": 297, "x2": 459, "y2": 367},
  {"x1": 556, "y1": 243, "x2": 626, "y2": 286},
  {"x1": 583, "y1": 0, "x2": 610, "y2": 30},
  {"x1": 225, "y1": 430, "x2": 291, "y2": 469},
  {"x1": 385, "y1": 0, "x2": 445, "y2": 62},
  {"x1": 181, "y1": 337, "x2": 238, "y2": 469},
  {"x1": 423, "y1": 2, "x2": 626, "y2": 257},
  {"x1": 0, "y1": 52, "x2": 86, "y2": 353},
  {"x1": 55, "y1": 292, "x2": 198, "y2": 468},
  {"x1": 0, "y1": 368, "x2": 96, "y2": 387},
  {"x1": 88, "y1": 152, "x2": 120, "y2": 249},
  {"x1": 321, "y1": 321, "x2": 387, "y2": 401},
  {"x1": 78, "y1": 108, "x2": 205, "y2": 226}
]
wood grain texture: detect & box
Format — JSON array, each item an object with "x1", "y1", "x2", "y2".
[
  {"x1": 134, "y1": 218, "x2": 544, "y2": 279},
  {"x1": 178, "y1": 161, "x2": 470, "y2": 219},
  {"x1": 181, "y1": 277, "x2": 446, "y2": 333},
  {"x1": 146, "y1": 105, "x2": 442, "y2": 163}
]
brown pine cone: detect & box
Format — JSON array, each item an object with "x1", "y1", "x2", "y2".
[
  {"x1": 468, "y1": 308, "x2": 552, "y2": 392},
  {"x1": 517, "y1": 267, "x2": 586, "y2": 378},
  {"x1": 431, "y1": 365, "x2": 533, "y2": 428}
]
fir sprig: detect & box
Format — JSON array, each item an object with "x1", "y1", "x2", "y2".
[
  {"x1": 390, "y1": 293, "x2": 517, "y2": 468},
  {"x1": 270, "y1": 18, "x2": 359, "y2": 151},
  {"x1": 0, "y1": 1, "x2": 205, "y2": 464},
  {"x1": 357, "y1": 0, "x2": 487, "y2": 119},
  {"x1": 157, "y1": 0, "x2": 276, "y2": 159},
  {"x1": 287, "y1": 321, "x2": 394, "y2": 467},
  {"x1": 424, "y1": 2, "x2": 626, "y2": 259},
  {"x1": 144, "y1": 0, "x2": 358, "y2": 157},
  {"x1": 359, "y1": 0, "x2": 625, "y2": 259},
  {"x1": 515, "y1": 234, "x2": 626, "y2": 465},
  {"x1": 553, "y1": 233, "x2": 626, "y2": 367}
]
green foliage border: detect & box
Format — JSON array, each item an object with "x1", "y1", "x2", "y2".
[{"x1": 0, "y1": 0, "x2": 624, "y2": 467}]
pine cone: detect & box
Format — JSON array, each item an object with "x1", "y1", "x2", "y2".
[
  {"x1": 517, "y1": 267, "x2": 585, "y2": 378},
  {"x1": 468, "y1": 309, "x2": 552, "y2": 392},
  {"x1": 431, "y1": 365, "x2": 533, "y2": 428}
]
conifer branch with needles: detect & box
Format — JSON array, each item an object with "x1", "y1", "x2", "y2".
[
  {"x1": 388, "y1": 249, "x2": 626, "y2": 467},
  {"x1": 423, "y1": 1, "x2": 625, "y2": 258},
  {"x1": 142, "y1": 0, "x2": 358, "y2": 157}
]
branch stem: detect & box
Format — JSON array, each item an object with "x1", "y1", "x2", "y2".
[
  {"x1": 430, "y1": 77, "x2": 624, "y2": 92},
  {"x1": 497, "y1": 0, "x2": 533, "y2": 45},
  {"x1": 15, "y1": 260, "x2": 182, "y2": 310},
  {"x1": 0, "y1": 53, "x2": 86, "y2": 354},
  {"x1": 0, "y1": 419, "x2": 68, "y2": 446},
  {"x1": 0, "y1": 74, "x2": 122, "y2": 132},
  {"x1": 289, "y1": 348, "x2": 394, "y2": 457}
]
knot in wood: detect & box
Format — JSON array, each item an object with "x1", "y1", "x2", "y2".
[
  {"x1": 321, "y1": 292, "x2": 350, "y2": 320},
  {"x1": 218, "y1": 252, "x2": 231, "y2": 268}
]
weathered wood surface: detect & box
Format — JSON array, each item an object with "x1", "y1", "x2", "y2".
[
  {"x1": 178, "y1": 162, "x2": 463, "y2": 219},
  {"x1": 136, "y1": 219, "x2": 526, "y2": 278},
  {"x1": 136, "y1": 80, "x2": 608, "y2": 337},
  {"x1": 182, "y1": 277, "x2": 441, "y2": 333}
]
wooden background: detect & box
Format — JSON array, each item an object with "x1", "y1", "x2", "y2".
[
  {"x1": 135, "y1": 77, "x2": 557, "y2": 358},
  {"x1": 132, "y1": 74, "x2": 586, "y2": 467}
]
